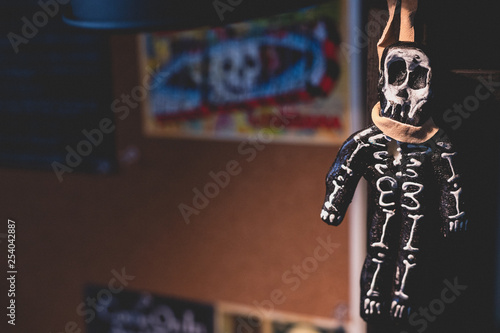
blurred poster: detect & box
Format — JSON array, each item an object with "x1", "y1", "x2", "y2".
[
  {"x1": 216, "y1": 303, "x2": 347, "y2": 333},
  {"x1": 220, "y1": 313, "x2": 263, "y2": 333},
  {"x1": 85, "y1": 286, "x2": 214, "y2": 333},
  {"x1": 139, "y1": 1, "x2": 349, "y2": 144},
  {"x1": 83, "y1": 286, "x2": 347, "y2": 333},
  {"x1": 272, "y1": 322, "x2": 345, "y2": 333}
]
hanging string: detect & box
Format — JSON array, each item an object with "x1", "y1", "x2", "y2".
[{"x1": 377, "y1": 0, "x2": 418, "y2": 63}]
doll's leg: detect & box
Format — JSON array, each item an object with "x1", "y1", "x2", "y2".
[
  {"x1": 390, "y1": 181, "x2": 425, "y2": 319},
  {"x1": 361, "y1": 202, "x2": 398, "y2": 320}
]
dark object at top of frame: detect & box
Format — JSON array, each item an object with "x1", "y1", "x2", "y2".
[{"x1": 63, "y1": 0, "x2": 330, "y2": 31}]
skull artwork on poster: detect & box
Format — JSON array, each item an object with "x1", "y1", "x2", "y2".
[
  {"x1": 209, "y1": 41, "x2": 262, "y2": 102},
  {"x1": 320, "y1": 42, "x2": 468, "y2": 323}
]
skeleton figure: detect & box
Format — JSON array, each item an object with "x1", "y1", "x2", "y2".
[{"x1": 320, "y1": 42, "x2": 468, "y2": 322}]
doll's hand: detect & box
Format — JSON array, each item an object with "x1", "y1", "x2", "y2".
[
  {"x1": 444, "y1": 216, "x2": 468, "y2": 238},
  {"x1": 320, "y1": 203, "x2": 342, "y2": 226},
  {"x1": 448, "y1": 218, "x2": 468, "y2": 233}
]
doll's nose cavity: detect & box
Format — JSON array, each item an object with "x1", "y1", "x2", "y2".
[{"x1": 397, "y1": 89, "x2": 408, "y2": 99}]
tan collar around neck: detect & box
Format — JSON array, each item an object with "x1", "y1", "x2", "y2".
[{"x1": 371, "y1": 102, "x2": 439, "y2": 144}]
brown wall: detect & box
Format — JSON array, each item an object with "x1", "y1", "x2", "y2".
[{"x1": 1, "y1": 35, "x2": 350, "y2": 332}]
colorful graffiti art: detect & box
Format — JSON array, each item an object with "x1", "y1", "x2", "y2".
[{"x1": 141, "y1": 1, "x2": 348, "y2": 144}]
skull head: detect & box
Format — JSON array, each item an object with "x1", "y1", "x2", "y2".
[
  {"x1": 210, "y1": 41, "x2": 261, "y2": 101},
  {"x1": 379, "y1": 42, "x2": 432, "y2": 126}
]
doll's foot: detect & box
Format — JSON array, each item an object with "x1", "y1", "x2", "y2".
[
  {"x1": 390, "y1": 297, "x2": 411, "y2": 320},
  {"x1": 363, "y1": 296, "x2": 382, "y2": 318}
]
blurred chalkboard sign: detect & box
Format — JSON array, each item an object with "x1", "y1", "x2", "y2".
[
  {"x1": 85, "y1": 285, "x2": 214, "y2": 333},
  {"x1": 0, "y1": 1, "x2": 116, "y2": 178}
]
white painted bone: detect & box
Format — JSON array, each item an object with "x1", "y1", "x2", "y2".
[
  {"x1": 394, "y1": 259, "x2": 416, "y2": 301},
  {"x1": 373, "y1": 151, "x2": 389, "y2": 175},
  {"x1": 372, "y1": 209, "x2": 395, "y2": 249},
  {"x1": 401, "y1": 182, "x2": 424, "y2": 210},
  {"x1": 403, "y1": 214, "x2": 422, "y2": 251},
  {"x1": 376, "y1": 176, "x2": 397, "y2": 207},
  {"x1": 441, "y1": 152, "x2": 459, "y2": 183},
  {"x1": 366, "y1": 257, "x2": 384, "y2": 298},
  {"x1": 448, "y1": 188, "x2": 465, "y2": 219}
]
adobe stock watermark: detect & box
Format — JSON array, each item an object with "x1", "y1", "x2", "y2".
[
  {"x1": 402, "y1": 276, "x2": 467, "y2": 333},
  {"x1": 442, "y1": 73, "x2": 500, "y2": 130},
  {"x1": 50, "y1": 267, "x2": 135, "y2": 333},
  {"x1": 235, "y1": 235, "x2": 340, "y2": 333},
  {"x1": 7, "y1": 0, "x2": 70, "y2": 54},
  {"x1": 178, "y1": 108, "x2": 297, "y2": 224},
  {"x1": 396, "y1": 73, "x2": 500, "y2": 162},
  {"x1": 341, "y1": 9, "x2": 389, "y2": 63},
  {"x1": 213, "y1": 0, "x2": 243, "y2": 22},
  {"x1": 51, "y1": 65, "x2": 171, "y2": 182}
]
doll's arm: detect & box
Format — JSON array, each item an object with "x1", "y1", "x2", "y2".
[
  {"x1": 321, "y1": 130, "x2": 370, "y2": 226},
  {"x1": 431, "y1": 136, "x2": 468, "y2": 237}
]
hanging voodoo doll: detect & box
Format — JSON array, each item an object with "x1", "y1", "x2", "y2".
[{"x1": 320, "y1": 42, "x2": 468, "y2": 321}]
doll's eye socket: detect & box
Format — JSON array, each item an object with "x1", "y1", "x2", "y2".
[
  {"x1": 408, "y1": 66, "x2": 428, "y2": 90},
  {"x1": 388, "y1": 60, "x2": 407, "y2": 86}
]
